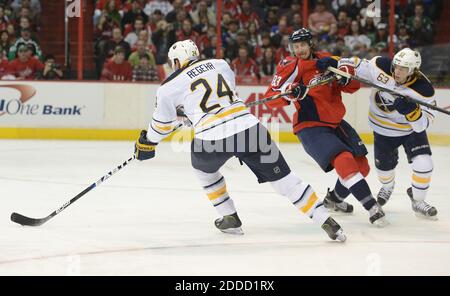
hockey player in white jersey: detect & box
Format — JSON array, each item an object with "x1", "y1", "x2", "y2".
[
  {"x1": 320, "y1": 48, "x2": 437, "y2": 219},
  {"x1": 134, "y1": 39, "x2": 346, "y2": 241}
]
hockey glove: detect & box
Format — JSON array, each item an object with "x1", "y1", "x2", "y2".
[
  {"x1": 335, "y1": 65, "x2": 354, "y2": 86},
  {"x1": 135, "y1": 130, "x2": 157, "y2": 161},
  {"x1": 316, "y1": 57, "x2": 338, "y2": 72},
  {"x1": 286, "y1": 83, "x2": 308, "y2": 101},
  {"x1": 393, "y1": 96, "x2": 422, "y2": 122}
]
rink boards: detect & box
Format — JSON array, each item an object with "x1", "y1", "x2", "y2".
[{"x1": 0, "y1": 81, "x2": 449, "y2": 144}]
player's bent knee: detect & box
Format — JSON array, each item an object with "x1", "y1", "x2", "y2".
[
  {"x1": 356, "y1": 156, "x2": 370, "y2": 177},
  {"x1": 332, "y1": 151, "x2": 360, "y2": 180},
  {"x1": 270, "y1": 172, "x2": 303, "y2": 197},
  {"x1": 411, "y1": 154, "x2": 433, "y2": 172}
]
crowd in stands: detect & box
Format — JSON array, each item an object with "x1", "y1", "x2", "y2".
[
  {"x1": 0, "y1": 0, "x2": 63, "y2": 80},
  {"x1": 93, "y1": 0, "x2": 443, "y2": 83},
  {"x1": 0, "y1": 0, "x2": 444, "y2": 82}
]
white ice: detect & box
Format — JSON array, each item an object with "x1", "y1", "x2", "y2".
[{"x1": 0, "y1": 139, "x2": 449, "y2": 276}]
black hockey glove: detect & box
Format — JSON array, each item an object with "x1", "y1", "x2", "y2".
[
  {"x1": 135, "y1": 130, "x2": 157, "y2": 161},
  {"x1": 286, "y1": 83, "x2": 308, "y2": 101},
  {"x1": 393, "y1": 96, "x2": 422, "y2": 122},
  {"x1": 316, "y1": 57, "x2": 338, "y2": 72}
]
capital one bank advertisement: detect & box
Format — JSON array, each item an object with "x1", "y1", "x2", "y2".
[{"x1": 0, "y1": 82, "x2": 104, "y2": 128}]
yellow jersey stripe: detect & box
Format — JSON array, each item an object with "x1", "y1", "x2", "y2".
[
  {"x1": 200, "y1": 106, "x2": 247, "y2": 127},
  {"x1": 207, "y1": 185, "x2": 227, "y2": 200},
  {"x1": 153, "y1": 123, "x2": 173, "y2": 132},
  {"x1": 300, "y1": 192, "x2": 318, "y2": 214},
  {"x1": 369, "y1": 112, "x2": 412, "y2": 130}
]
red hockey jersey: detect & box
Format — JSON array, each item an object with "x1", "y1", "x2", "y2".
[{"x1": 264, "y1": 52, "x2": 360, "y2": 134}]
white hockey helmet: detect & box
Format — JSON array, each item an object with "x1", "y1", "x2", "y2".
[
  {"x1": 392, "y1": 48, "x2": 421, "y2": 76},
  {"x1": 168, "y1": 40, "x2": 199, "y2": 70}
]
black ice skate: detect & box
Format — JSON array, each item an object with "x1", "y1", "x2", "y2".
[
  {"x1": 323, "y1": 188, "x2": 354, "y2": 213},
  {"x1": 321, "y1": 217, "x2": 346, "y2": 242},
  {"x1": 369, "y1": 203, "x2": 389, "y2": 227},
  {"x1": 377, "y1": 183, "x2": 394, "y2": 206},
  {"x1": 215, "y1": 212, "x2": 244, "y2": 235},
  {"x1": 407, "y1": 188, "x2": 438, "y2": 220}
]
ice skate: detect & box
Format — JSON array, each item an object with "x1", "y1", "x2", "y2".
[
  {"x1": 407, "y1": 188, "x2": 438, "y2": 220},
  {"x1": 215, "y1": 212, "x2": 244, "y2": 235},
  {"x1": 323, "y1": 188, "x2": 354, "y2": 213},
  {"x1": 369, "y1": 203, "x2": 389, "y2": 227},
  {"x1": 321, "y1": 217, "x2": 346, "y2": 242},
  {"x1": 377, "y1": 183, "x2": 394, "y2": 206}
]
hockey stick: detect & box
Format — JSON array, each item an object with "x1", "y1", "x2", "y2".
[
  {"x1": 245, "y1": 74, "x2": 336, "y2": 107},
  {"x1": 11, "y1": 155, "x2": 136, "y2": 226},
  {"x1": 327, "y1": 66, "x2": 450, "y2": 115}
]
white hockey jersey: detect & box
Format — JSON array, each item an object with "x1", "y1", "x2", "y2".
[
  {"x1": 339, "y1": 56, "x2": 437, "y2": 137},
  {"x1": 146, "y1": 59, "x2": 259, "y2": 142}
]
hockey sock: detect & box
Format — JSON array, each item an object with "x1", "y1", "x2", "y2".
[
  {"x1": 194, "y1": 169, "x2": 236, "y2": 216},
  {"x1": 341, "y1": 173, "x2": 376, "y2": 211},
  {"x1": 333, "y1": 178, "x2": 351, "y2": 201},
  {"x1": 376, "y1": 168, "x2": 395, "y2": 189},
  {"x1": 411, "y1": 155, "x2": 433, "y2": 201},
  {"x1": 271, "y1": 172, "x2": 329, "y2": 225}
]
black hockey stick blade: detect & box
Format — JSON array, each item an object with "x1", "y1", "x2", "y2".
[{"x1": 11, "y1": 212, "x2": 49, "y2": 226}]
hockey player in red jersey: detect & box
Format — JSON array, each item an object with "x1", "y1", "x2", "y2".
[{"x1": 264, "y1": 28, "x2": 388, "y2": 226}]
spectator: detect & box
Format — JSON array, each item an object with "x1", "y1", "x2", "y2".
[
  {"x1": 397, "y1": 24, "x2": 410, "y2": 49},
  {"x1": 344, "y1": 20, "x2": 371, "y2": 52},
  {"x1": 373, "y1": 23, "x2": 397, "y2": 53},
  {"x1": 132, "y1": 54, "x2": 159, "y2": 82},
  {"x1": 361, "y1": 17, "x2": 377, "y2": 44},
  {"x1": 6, "y1": 24, "x2": 16, "y2": 44},
  {"x1": 0, "y1": 6, "x2": 9, "y2": 31},
  {"x1": 190, "y1": 0, "x2": 216, "y2": 26},
  {"x1": 409, "y1": 16, "x2": 433, "y2": 47},
  {"x1": 285, "y1": 0, "x2": 302, "y2": 25},
  {"x1": 238, "y1": 0, "x2": 260, "y2": 29},
  {"x1": 231, "y1": 46, "x2": 258, "y2": 78},
  {"x1": 144, "y1": 0, "x2": 173, "y2": 17},
  {"x1": 101, "y1": 46, "x2": 133, "y2": 81},
  {"x1": 0, "y1": 30, "x2": 10, "y2": 53},
  {"x1": 336, "y1": 10, "x2": 350, "y2": 37},
  {"x1": 292, "y1": 13, "x2": 303, "y2": 31},
  {"x1": 0, "y1": 46, "x2": 9, "y2": 78},
  {"x1": 8, "y1": 44, "x2": 43, "y2": 80},
  {"x1": 128, "y1": 40, "x2": 156, "y2": 67},
  {"x1": 151, "y1": 20, "x2": 176, "y2": 65},
  {"x1": 95, "y1": 11, "x2": 115, "y2": 41},
  {"x1": 40, "y1": 54, "x2": 63, "y2": 80},
  {"x1": 104, "y1": 0, "x2": 122, "y2": 28},
  {"x1": 225, "y1": 30, "x2": 254, "y2": 62},
  {"x1": 407, "y1": 3, "x2": 433, "y2": 33},
  {"x1": 8, "y1": 28, "x2": 42, "y2": 61},
  {"x1": 333, "y1": 0, "x2": 360, "y2": 20},
  {"x1": 165, "y1": 0, "x2": 184, "y2": 23},
  {"x1": 176, "y1": 19, "x2": 199, "y2": 45},
  {"x1": 201, "y1": 35, "x2": 219, "y2": 59},
  {"x1": 104, "y1": 27, "x2": 132, "y2": 60},
  {"x1": 260, "y1": 47, "x2": 276, "y2": 78},
  {"x1": 147, "y1": 9, "x2": 164, "y2": 32},
  {"x1": 122, "y1": 0, "x2": 148, "y2": 29},
  {"x1": 271, "y1": 17, "x2": 292, "y2": 48},
  {"x1": 308, "y1": 0, "x2": 337, "y2": 35},
  {"x1": 275, "y1": 35, "x2": 290, "y2": 64},
  {"x1": 125, "y1": 17, "x2": 146, "y2": 48}
]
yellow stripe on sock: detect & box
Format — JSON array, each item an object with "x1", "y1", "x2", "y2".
[
  {"x1": 207, "y1": 185, "x2": 227, "y2": 201},
  {"x1": 200, "y1": 106, "x2": 247, "y2": 127},
  {"x1": 412, "y1": 174, "x2": 431, "y2": 184},
  {"x1": 300, "y1": 192, "x2": 318, "y2": 214}
]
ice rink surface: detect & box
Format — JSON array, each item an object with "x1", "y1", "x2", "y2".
[{"x1": 0, "y1": 139, "x2": 449, "y2": 275}]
